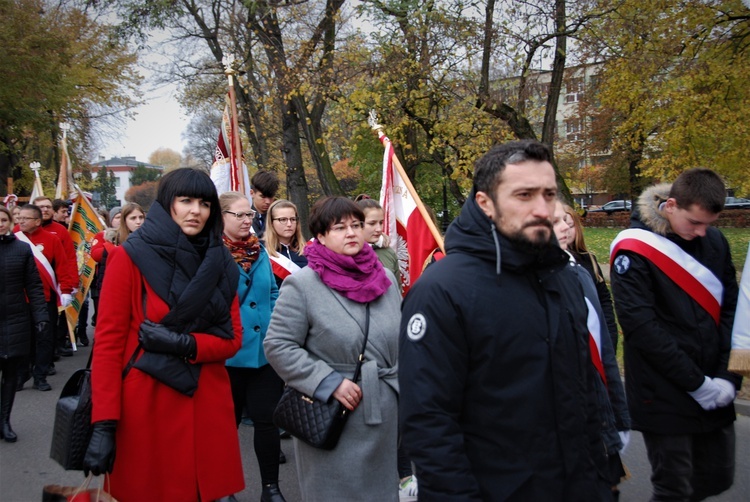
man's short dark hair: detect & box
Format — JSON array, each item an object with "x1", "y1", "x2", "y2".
[
  {"x1": 309, "y1": 196, "x2": 365, "y2": 238},
  {"x1": 669, "y1": 168, "x2": 725, "y2": 214},
  {"x1": 251, "y1": 170, "x2": 279, "y2": 198},
  {"x1": 52, "y1": 199, "x2": 69, "y2": 212},
  {"x1": 473, "y1": 140, "x2": 552, "y2": 194},
  {"x1": 20, "y1": 204, "x2": 42, "y2": 220}
]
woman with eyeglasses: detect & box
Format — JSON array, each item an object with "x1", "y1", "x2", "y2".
[
  {"x1": 264, "y1": 199, "x2": 307, "y2": 288},
  {"x1": 220, "y1": 191, "x2": 286, "y2": 502},
  {"x1": 264, "y1": 196, "x2": 401, "y2": 501}
]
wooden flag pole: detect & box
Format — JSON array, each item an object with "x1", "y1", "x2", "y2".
[
  {"x1": 224, "y1": 56, "x2": 246, "y2": 194},
  {"x1": 369, "y1": 112, "x2": 445, "y2": 253}
]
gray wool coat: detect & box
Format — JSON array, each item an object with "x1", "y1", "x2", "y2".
[{"x1": 264, "y1": 267, "x2": 401, "y2": 501}]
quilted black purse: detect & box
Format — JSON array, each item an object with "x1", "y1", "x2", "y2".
[
  {"x1": 50, "y1": 353, "x2": 93, "y2": 470},
  {"x1": 273, "y1": 303, "x2": 370, "y2": 450}
]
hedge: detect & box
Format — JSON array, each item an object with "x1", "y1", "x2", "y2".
[{"x1": 581, "y1": 208, "x2": 750, "y2": 228}]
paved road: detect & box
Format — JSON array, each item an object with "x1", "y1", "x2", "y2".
[
  {"x1": 0, "y1": 327, "x2": 302, "y2": 502},
  {"x1": 1, "y1": 323, "x2": 748, "y2": 501}
]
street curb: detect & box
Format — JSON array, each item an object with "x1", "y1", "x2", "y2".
[{"x1": 736, "y1": 398, "x2": 750, "y2": 417}]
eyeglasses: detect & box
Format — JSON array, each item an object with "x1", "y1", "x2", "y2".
[
  {"x1": 328, "y1": 222, "x2": 364, "y2": 233},
  {"x1": 17, "y1": 217, "x2": 40, "y2": 221},
  {"x1": 273, "y1": 217, "x2": 298, "y2": 225},
  {"x1": 223, "y1": 210, "x2": 256, "y2": 221}
]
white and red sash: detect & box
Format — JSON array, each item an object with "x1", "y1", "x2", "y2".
[
  {"x1": 584, "y1": 297, "x2": 607, "y2": 387},
  {"x1": 15, "y1": 231, "x2": 61, "y2": 303},
  {"x1": 269, "y1": 253, "x2": 301, "y2": 282},
  {"x1": 610, "y1": 228, "x2": 723, "y2": 325}
]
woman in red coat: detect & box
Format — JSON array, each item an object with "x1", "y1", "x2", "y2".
[{"x1": 84, "y1": 169, "x2": 245, "y2": 501}]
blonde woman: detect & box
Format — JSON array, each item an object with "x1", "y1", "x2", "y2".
[{"x1": 264, "y1": 199, "x2": 307, "y2": 287}]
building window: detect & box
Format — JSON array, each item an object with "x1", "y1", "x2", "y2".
[
  {"x1": 565, "y1": 77, "x2": 584, "y2": 103},
  {"x1": 566, "y1": 120, "x2": 583, "y2": 142}
]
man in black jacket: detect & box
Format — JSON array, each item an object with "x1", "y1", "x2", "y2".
[
  {"x1": 611, "y1": 168, "x2": 740, "y2": 501},
  {"x1": 399, "y1": 140, "x2": 608, "y2": 501}
]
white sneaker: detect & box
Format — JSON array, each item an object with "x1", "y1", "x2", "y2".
[{"x1": 399, "y1": 475, "x2": 418, "y2": 501}]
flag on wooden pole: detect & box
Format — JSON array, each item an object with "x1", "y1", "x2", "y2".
[
  {"x1": 55, "y1": 123, "x2": 75, "y2": 200},
  {"x1": 371, "y1": 112, "x2": 445, "y2": 294},
  {"x1": 210, "y1": 95, "x2": 251, "y2": 196},
  {"x1": 29, "y1": 162, "x2": 44, "y2": 201},
  {"x1": 211, "y1": 57, "x2": 250, "y2": 197},
  {"x1": 64, "y1": 188, "x2": 105, "y2": 347}
]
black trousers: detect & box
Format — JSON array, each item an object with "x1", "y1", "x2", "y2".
[
  {"x1": 76, "y1": 294, "x2": 89, "y2": 341},
  {"x1": 643, "y1": 424, "x2": 735, "y2": 501},
  {"x1": 1, "y1": 357, "x2": 22, "y2": 389},
  {"x1": 226, "y1": 364, "x2": 284, "y2": 485},
  {"x1": 24, "y1": 301, "x2": 56, "y2": 381}
]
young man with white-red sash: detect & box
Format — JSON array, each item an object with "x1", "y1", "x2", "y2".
[
  {"x1": 610, "y1": 168, "x2": 741, "y2": 501},
  {"x1": 15, "y1": 204, "x2": 77, "y2": 392}
]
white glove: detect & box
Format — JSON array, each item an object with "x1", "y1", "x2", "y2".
[
  {"x1": 688, "y1": 376, "x2": 721, "y2": 411},
  {"x1": 618, "y1": 430, "x2": 631, "y2": 454},
  {"x1": 713, "y1": 378, "x2": 736, "y2": 408},
  {"x1": 60, "y1": 294, "x2": 74, "y2": 308}
]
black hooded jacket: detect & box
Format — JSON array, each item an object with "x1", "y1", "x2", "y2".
[
  {"x1": 399, "y1": 194, "x2": 606, "y2": 501},
  {"x1": 611, "y1": 184, "x2": 740, "y2": 434}
]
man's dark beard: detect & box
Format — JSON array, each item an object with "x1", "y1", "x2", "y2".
[{"x1": 500, "y1": 219, "x2": 555, "y2": 258}]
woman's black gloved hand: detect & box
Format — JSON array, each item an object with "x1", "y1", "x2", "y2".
[
  {"x1": 83, "y1": 420, "x2": 117, "y2": 476},
  {"x1": 138, "y1": 320, "x2": 196, "y2": 359}
]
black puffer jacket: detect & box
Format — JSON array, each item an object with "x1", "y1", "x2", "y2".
[
  {"x1": 399, "y1": 194, "x2": 605, "y2": 501},
  {"x1": 0, "y1": 233, "x2": 49, "y2": 358},
  {"x1": 611, "y1": 184, "x2": 740, "y2": 434}
]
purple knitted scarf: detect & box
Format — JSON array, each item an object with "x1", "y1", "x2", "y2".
[{"x1": 305, "y1": 239, "x2": 391, "y2": 303}]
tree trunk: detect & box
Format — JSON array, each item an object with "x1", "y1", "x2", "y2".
[{"x1": 281, "y1": 98, "x2": 310, "y2": 239}]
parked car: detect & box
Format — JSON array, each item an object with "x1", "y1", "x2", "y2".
[
  {"x1": 724, "y1": 197, "x2": 750, "y2": 210},
  {"x1": 589, "y1": 200, "x2": 632, "y2": 214}
]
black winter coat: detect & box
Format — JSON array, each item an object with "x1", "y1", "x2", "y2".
[
  {"x1": 570, "y1": 249, "x2": 619, "y2": 352},
  {"x1": 611, "y1": 184, "x2": 740, "y2": 435},
  {"x1": 0, "y1": 233, "x2": 48, "y2": 358},
  {"x1": 399, "y1": 194, "x2": 607, "y2": 501}
]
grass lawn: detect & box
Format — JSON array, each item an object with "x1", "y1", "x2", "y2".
[{"x1": 583, "y1": 227, "x2": 750, "y2": 273}]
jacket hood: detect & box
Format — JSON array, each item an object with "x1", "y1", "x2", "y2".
[
  {"x1": 445, "y1": 189, "x2": 569, "y2": 274},
  {"x1": 633, "y1": 183, "x2": 672, "y2": 236}
]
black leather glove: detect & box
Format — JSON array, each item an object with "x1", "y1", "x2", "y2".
[
  {"x1": 83, "y1": 420, "x2": 117, "y2": 476},
  {"x1": 138, "y1": 320, "x2": 196, "y2": 359},
  {"x1": 35, "y1": 321, "x2": 48, "y2": 336}
]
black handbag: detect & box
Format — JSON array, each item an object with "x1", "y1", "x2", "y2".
[
  {"x1": 50, "y1": 352, "x2": 93, "y2": 470},
  {"x1": 273, "y1": 303, "x2": 370, "y2": 450},
  {"x1": 122, "y1": 285, "x2": 201, "y2": 397}
]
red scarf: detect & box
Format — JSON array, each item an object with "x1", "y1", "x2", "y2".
[{"x1": 223, "y1": 234, "x2": 261, "y2": 272}]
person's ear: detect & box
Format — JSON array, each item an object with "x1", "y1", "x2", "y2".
[
  {"x1": 663, "y1": 197, "x2": 678, "y2": 214},
  {"x1": 317, "y1": 233, "x2": 326, "y2": 246},
  {"x1": 475, "y1": 191, "x2": 495, "y2": 219}
]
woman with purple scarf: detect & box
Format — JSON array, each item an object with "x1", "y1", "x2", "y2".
[{"x1": 264, "y1": 197, "x2": 402, "y2": 501}]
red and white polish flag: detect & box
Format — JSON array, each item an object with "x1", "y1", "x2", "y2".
[{"x1": 377, "y1": 132, "x2": 443, "y2": 294}]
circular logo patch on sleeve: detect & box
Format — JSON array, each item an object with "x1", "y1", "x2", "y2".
[
  {"x1": 407, "y1": 313, "x2": 427, "y2": 342},
  {"x1": 614, "y1": 255, "x2": 631, "y2": 275}
]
